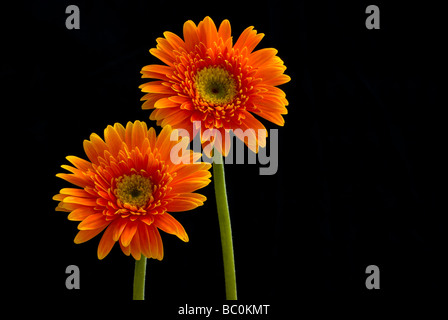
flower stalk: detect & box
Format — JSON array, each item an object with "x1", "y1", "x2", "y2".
[
  {"x1": 133, "y1": 256, "x2": 147, "y2": 300},
  {"x1": 212, "y1": 152, "x2": 237, "y2": 300}
]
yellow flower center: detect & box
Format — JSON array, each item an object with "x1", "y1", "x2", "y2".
[
  {"x1": 115, "y1": 174, "x2": 152, "y2": 208},
  {"x1": 195, "y1": 66, "x2": 237, "y2": 105}
]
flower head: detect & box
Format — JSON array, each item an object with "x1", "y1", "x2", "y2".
[
  {"x1": 140, "y1": 16, "x2": 290, "y2": 156},
  {"x1": 54, "y1": 121, "x2": 211, "y2": 260}
]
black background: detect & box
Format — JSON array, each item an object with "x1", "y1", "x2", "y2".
[{"x1": 3, "y1": 0, "x2": 446, "y2": 312}]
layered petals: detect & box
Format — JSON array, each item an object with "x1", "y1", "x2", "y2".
[
  {"x1": 54, "y1": 121, "x2": 211, "y2": 260},
  {"x1": 140, "y1": 16, "x2": 290, "y2": 156}
]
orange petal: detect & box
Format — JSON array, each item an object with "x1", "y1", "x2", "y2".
[
  {"x1": 163, "y1": 31, "x2": 186, "y2": 51},
  {"x1": 266, "y1": 74, "x2": 291, "y2": 86},
  {"x1": 140, "y1": 215, "x2": 154, "y2": 226},
  {"x1": 241, "y1": 112, "x2": 267, "y2": 149},
  {"x1": 218, "y1": 19, "x2": 232, "y2": 44},
  {"x1": 245, "y1": 32, "x2": 265, "y2": 54},
  {"x1": 254, "y1": 110, "x2": 285, "y2": 126},
  {"x1": 104, "y1": 124, "x2": 124, "y2": 156},
  {"x1": 141, "y1": 93, "x2": 170, "y2": 110},
  {"x1": 170, "y1": 178, "x2": 211, "y2": 194},
  {"x1": 149, "y1": 48, "x2": 175, "y2": 67},
  {"x1": 147, "y1": 127, "x2": 157, "y2": 150},
  {"x1": 150, "y1": 108, "x2": 170, "y2": 123},
  {"x1": 74, "y1": 226, "x2": 107, "y2": 244},
  {"x1": 59, "y1": 188, "x2": 91, "y2": 198},
  {"x1": 116, "y1": 123, "x2": 127, "y2": 142},
  {"x1": 234, "y1": 26, "x2": 264, "y2": 54},
  {"x1": 124, "y1": 120, "x2": 148, "y2": 150},
  {"x1": 258, "y1": 85, "x2": 287, "y2": 99},
  {"x1": 183, "y1": 20, "x2": 199, "y2": 52},
  {"x1": 66, "y1": 156, "x2": 92, "y2": 171},
  {"x1": 170, "y1": 163, "x2": 212, "y2": 180},
  {"x1": 53, "y1": 193, "x2": 68, "y2": 202},
  {"x1": 55, "y1": 201, "x2": 78, "y2": 212},
  {"x1": 252, "y1": 95, "x2": 288, "y2": 114},
  {"x1": 137, "y1": 224, "x2": 152, "y2": 259},
  {"x1": 60, "y1": 164, "x2": 79, "y2": 174},
  {"x1": 63, "y1": 196, "x2": 98, "y2": 207},
  {"x1": 255, "y1": 65, "x2": 285, "y2": 79},
  {"x1": 166, "y1": 193, "x2": 207, "y2": 209},
  {"x1": 148, "y1": 226, "x2": 163, "y2": 260},
  {"x1": 119, "y1": 240, "x2": 131, "y2": 256},
  {"x1": 82, "y1": 140, "x2": 99, "y2": 165},
  {"x1": 198, "y1": 16, "x2": 218, "y2": 48},
  {"x1": 265, "y1": 112, "x2": 285, "y2": 126},
  {"x1": 154, "y1": 213, "x2": 188, "y2": 242},
  {"x1": 243, "y1": 111, "x2": 267, "y2": 131},
  {"x1": 255, "y1": 67, "x2": 290, "y2": 86},
  {"x1": 91, "y1": 133, "x2": 109, "y2": 159},
  {"x1": 130, "y1": 230, "x2": 142, "y2": 260},
  {"x1": 160, "y1": 109, "x2": 192, "y2": 127},
  {"x1": 178, "y1": 192, "x2": 207, "y2": 203},
  {"x1": 168, "y1": 95, "x2": 189, "y2": 104},
  {"x1": 78, "y1": 213, "x2": 109, "y2": 230},
  {"x1": 120, "y1": 220, "x2": 138, "y2": 247},
  {"x1": 140, "y1": 81, "x2": 174, "y2": 94},
  {"x1": 211, "y1": 128, "x2": 232, "y2": 157},
  {"x1": 68, "y1": 207, "x2": 95, "y2": 221},
  {"x1": 83, "y1": 133, "x2": 107, "y2": 165},
  {"x1": 112, "y1": 218, "x2": 128, "y2": 241},
  {"x1": 249, "y1": 48, "x2": 278, "y2": 67},
  {"x1": 97, "y1": 225, "x2": 116, "y2": 260},
  {"x1": 142, "y1": 64, "x2": 173, "y2": 74},
  {"x1": 56, "y1": 173, "x2": 89, "y2": 188},
  {"x1": 155, "y1": 124, "x2": 173, "y2": 157},
  {"x1": 155, "y1": 37, "x2": 177, "y2": 60},
  {"x1": 141, "y1": 71, "x2": 170, "y2": 81},
  {"x1": 154, "y1": 97, "x2": 180, "y2": 109},
  {"x1": 234, "y1": 26, "x2": 253, "y2": 51},
  {"x1": 165, "y1": 194, "x2": 205, "y2": 212},
  {"x1": 232, "y1": 121, "x2": 266, "y2": 154}
]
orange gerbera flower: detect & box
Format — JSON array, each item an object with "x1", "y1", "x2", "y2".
[
  {"x1": 140, "y1": 16, "x2": 290, "y2": 156},
  {"x1": 53, "y1": 121, "x2": 211, "y2": 260}
]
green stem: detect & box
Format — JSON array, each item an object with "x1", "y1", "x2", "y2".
[
  {"x1": 212, "y1": 152, "x2": 237, "y2": 300},
  {"x1": 133, "y1": 256, "x2": 147, "y2": 300}
]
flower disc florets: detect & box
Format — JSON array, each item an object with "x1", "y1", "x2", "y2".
[
  {"x1": 195, "y1": 66, "x2": 237, "y2": 105},
  {"x1": 115, "y1": 174, "x2": 153, "y2": 209}
]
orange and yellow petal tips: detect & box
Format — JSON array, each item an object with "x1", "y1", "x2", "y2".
[
  {"x1": 53, "y1": 121, "x2": 211, "y2": 260},
  {"x1": 140, "y1": 16, "x2": 290, "y2": 156}
]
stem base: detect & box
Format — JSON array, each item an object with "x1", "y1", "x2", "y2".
[{"x1": 133, "y1": 257, "x2": 147, "y2": 300}]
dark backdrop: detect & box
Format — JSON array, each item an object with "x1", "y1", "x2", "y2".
[{"x1": 4, "y1": 0, "x2": 445, "y2": 312}]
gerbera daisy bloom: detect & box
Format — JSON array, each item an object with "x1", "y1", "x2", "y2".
[
  {"x1": 140, "y1": 16, "x2": 290, "y2": 156},
  {"x1": 53, "y1": 121, "x2": 211, "y2": 260}
]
